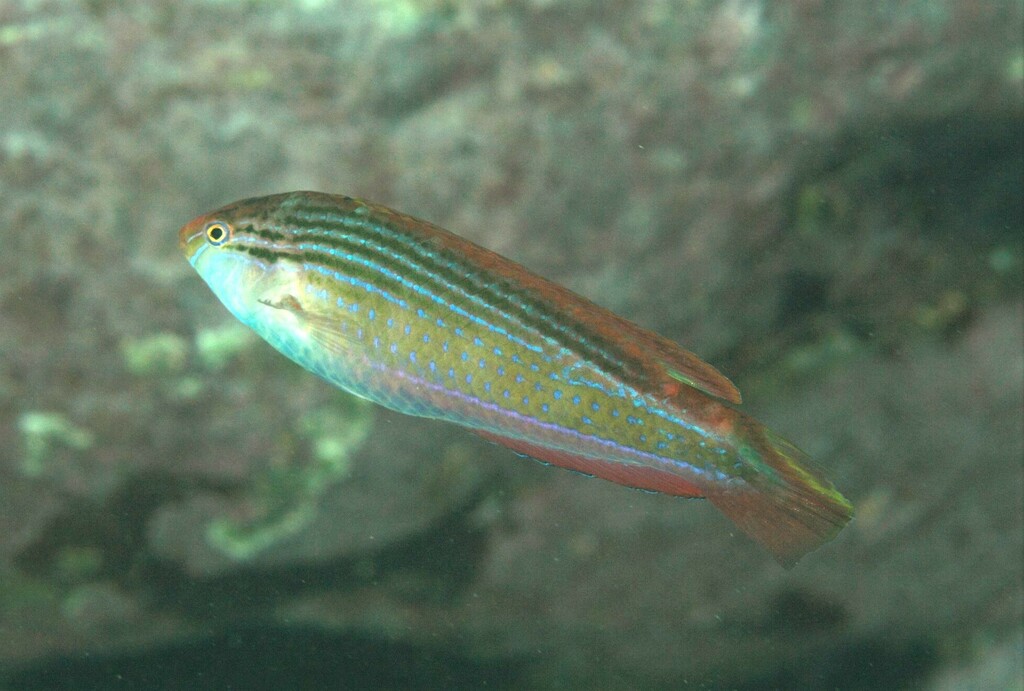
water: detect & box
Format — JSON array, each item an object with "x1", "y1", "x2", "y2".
[{"x1": 0, "y1": 1, "x2": 1021, "y2": 688}]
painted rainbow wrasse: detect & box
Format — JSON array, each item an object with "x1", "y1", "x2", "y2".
[{"x1": 179, "y1": 191, "x2": 852, "y2": 565}]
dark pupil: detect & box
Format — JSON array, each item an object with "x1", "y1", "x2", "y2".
[{"x1": 209, "y1": 226, "x2": 224, "y2": 242}]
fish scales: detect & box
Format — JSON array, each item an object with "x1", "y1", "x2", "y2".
[
  {"x1": 283, "y1": 204, "x2": 636, "y2": 375},
  {"x1": 180, "y1": 191, "x2": 853, "y2": 565},
  {"x1": 276, "y1": 202, "x2": 700, "y2": 456},
  {"x1": 240, "y1": 196, "x2": 716, "y2": 461}
]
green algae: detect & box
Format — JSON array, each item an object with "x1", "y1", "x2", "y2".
[
  {"x1": 123, "y1": 323, "x2": 253, "y2": 378},
  {"x1": 167, "y1": 375, "x2": 206, "y2": 402},
  {"x1": 18, "y1": 411, "x2": 94, "y2": 478},
  {"x1": 112, "y1": 320, "x2": 372, "y2": 562},
  {"x1": 119, "y1": 324, "x2": 255, "y2": 403},
  {"x1": 795, "y1": 183, "x2": 849, "y2": 240},
  {"x1": 371, "y1": 0, "x2": 428, "y2": 34},
  {"x1": 122, "y1": 333, "x2": 189, "y2": 376},
  {"x1": 1007, "y1": 52, "x2": 1024, "y2": 83},
  {"x1": 194, "y1": 322, "x2": 255, "y2": 370},
  {"x1": 913, "y1": 290, "x2": 970, "y2": 333},
  {"x1": 205, "y1": 397, "x2": 374, "y2": 561},
  {"x1": 53, "y1": 546, "x2": 104, "y2": 584},
  {"x1": 988, "y1": 245, "x2": 1019, "y2": 276},
  {"x1": 780, "y1": 328, "x2": 862, "y2": 379}
]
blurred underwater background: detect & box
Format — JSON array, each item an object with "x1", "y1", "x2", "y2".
[{"x1": 0, "y1": 0, "x2": 1021, "y2": 688}]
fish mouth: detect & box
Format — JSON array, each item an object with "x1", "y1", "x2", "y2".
[{"x1": 178, "y1": 214, "x2": 212, "y2": 262}]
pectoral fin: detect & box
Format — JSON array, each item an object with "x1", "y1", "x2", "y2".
[{"x1": 258, "y1": 293, "x2": 357, "y2": 357}]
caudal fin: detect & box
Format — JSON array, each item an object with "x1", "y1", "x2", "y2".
[{"x1": 705, "y1": 425, "x2": 853, "y2": 567}]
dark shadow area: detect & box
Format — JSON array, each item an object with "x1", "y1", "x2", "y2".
[
  {"x1": 729, "y1": 635, "x2": 940, "y2": 691},
  {"x1": 819, "y1": 115, "x2": 1023, "y2": 240},
  {"x1": 13, "y1": 468, "x2": 491, "y2": 619},
  {"x1": 3, "y1": 624, "x2": 943, "y2": 691},
  {"x1": 13, "y1": 472, "x2": 193, "y2": 583},
  {"x1": 3, "y1": 626, "x2": 526, "y2": 691},
  {"x1": 731, "y1": 112, "x2": 1024, "y2": 370},
  {"x1": 136, "y1": 503, "x2": 490, "y2": 622}
]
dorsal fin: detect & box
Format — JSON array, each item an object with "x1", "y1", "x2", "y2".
[{"x1": 631, "y1": 327, "x2": 741, "y2": 404}]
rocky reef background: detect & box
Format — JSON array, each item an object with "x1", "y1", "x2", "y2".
[{"x1": 1, "y1": 0, "x2": 1021, "y2": 688}]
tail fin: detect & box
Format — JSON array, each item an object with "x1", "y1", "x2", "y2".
[{"x1": 705, "y1": 425, "x2": 853, "y2": 567}]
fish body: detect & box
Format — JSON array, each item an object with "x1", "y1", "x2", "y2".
[{"x1": 180, "y1": 191, "x2": 852, "y2": 564}]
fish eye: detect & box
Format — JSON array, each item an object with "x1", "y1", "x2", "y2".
[{"x1": 204, "y1": 221, "x2": 231, "y2": 246}]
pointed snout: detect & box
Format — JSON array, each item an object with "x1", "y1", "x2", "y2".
[{"x1": 178, "y1": 213, "x2": 212, "y2": 261}]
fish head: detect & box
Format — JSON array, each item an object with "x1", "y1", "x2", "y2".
[{"x1": 178, "y1": 194, "x2": 312, "y2": 334}]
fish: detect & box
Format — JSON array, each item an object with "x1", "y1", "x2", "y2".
[{"x1": 179, "y1": 191, "x2": 853, "y2": 565}]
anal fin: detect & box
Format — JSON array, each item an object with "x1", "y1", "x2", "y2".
[{"x1": 476, "y1": 430, "x2": 704, "y2": 497}]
